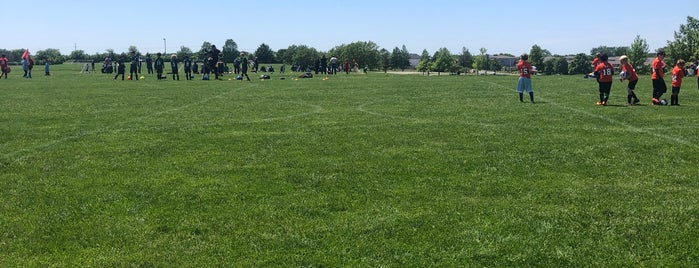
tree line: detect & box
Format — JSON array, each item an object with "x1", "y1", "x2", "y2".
[{"x1": 2, "y1": 16, "x2": 698, "y2": 74}]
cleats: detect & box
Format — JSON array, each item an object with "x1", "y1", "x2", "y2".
[{"x1": 652, "y1": 98, "x2": 659, "y2": 105}]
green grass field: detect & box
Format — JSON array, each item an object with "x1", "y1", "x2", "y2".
[{"x1": 1, "y1": 64, "x2": 698, "y2": 267}]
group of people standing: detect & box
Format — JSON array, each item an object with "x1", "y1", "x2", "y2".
[
  {"x1": 111, "y1": 45, "x2": 255, "y2": 81},
  {"x1": 516, "y1": 50, "x2": 696, "y2": 106},
  {"x1": 597, "y1": 49, "x2": 689, "y2": 106}
]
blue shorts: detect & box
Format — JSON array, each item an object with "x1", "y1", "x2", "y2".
[{"x1": 517, "y1": 77, "x2": 533, "y2": 93}]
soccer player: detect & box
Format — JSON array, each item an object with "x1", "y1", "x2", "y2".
[
  {"x1": 145, "y1": 54, "x2": 154, "y2": 74},
  {"x1": 516, "y1": 53, "x2": 536, "y2": 103},
  {"x1": 114, "y1": 54, "x2": 126, "y2": 80},
  {"x1": 183, "y1": 55, "x2": 192, "y2": 80},
  {"x1": 170, "y1": 54, "x2": 179, "y2": 80},
  {"x1": 154, "y1": 53, "x2": 165, "y2": 80},
  {"x1": 619, "y1": 55, "x2": 640, "y2": 106},
  {"x1": 594, "y1": 53, "x2": 614, "y2": 106},
  {"x1": 0, "y1": 54, "x2": 9, "y2": 79},
  {"x1": 129, "y1": 51, "x2": 139, "y2": 80},
  {"x1": 671, "y1": 59, "x2": 686, "y2": 106},
  {"x1": 651, "y1": 50, "x2": 667, "y2": 105},
  {"x1": 239, "y1": 52, "x2": 251, "y2": 81}
]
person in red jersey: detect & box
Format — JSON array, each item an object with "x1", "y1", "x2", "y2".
[
  {"x1": 619, "y1": 55, "x2": 640, "y2": 106},
  {"x1": 0, "y1": 54, "x2": 9, "y2": 79},
  {"x1": 670, "y1": 59, "x2": 686, "y2": 106},
  {"x1": 651, "y1": 50, "x2": 667, "y2": 105},
  {"x1": 594, "y1": 53, "x2": 614, "y2": 106},
  {"x1": 516, "y1": 53, "x2": 537, "y2": 103}
]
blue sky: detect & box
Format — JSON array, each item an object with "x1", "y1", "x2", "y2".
[{"x1": 5, "y1": 0, "x2": 698, "y2": 56}]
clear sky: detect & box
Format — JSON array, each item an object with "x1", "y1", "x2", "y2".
[{"x1": 4, "y1": 0, "x2": 698, "y2": 56}]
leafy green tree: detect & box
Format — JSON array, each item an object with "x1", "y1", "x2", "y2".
[
  {"x1": 488, "y1": 58, "x2": 502, "y2": 72},
  {"x1": 176, "y1": 46, "x2": 194, "y2": 61},
  {"x1": 459, "y1": 47, "x2": 473, "y2": 69},
  {"x1": 666, "y1": 16, "x2": 699, "y2": 64},
  {"x1": 328, "y1": 41, "x2": 380, "y2": 69},
  {"x1": 529, "y1": 45, "x2": 545, "y2": 69},
  {"x1": 568, "y1": 53, "x2": 591, "y2": 74},
  {"x1": 278, "y1": 45, "x2": 318, "y2": 70},
  {"x1": 398, "y1": 45, "x2": 411, "y2": 71},
  {"x1": 35, "y1": 48, "x2": 65, "y2": 64},
  {"x1": 381, "y1": 48, "x2": 391, "y2": 73},
  {"x1": 68, "y1": 50, "x2": 88, "y2": 61},
  {"x1": 628, "y1": 35, "x2": 650, "y2": 74},
  {"x1": 416, "y1": 49, "x2": 431, "y2": 75},
  {"x1": 222, "y1": 39, "x2": 240, "y2": 63},
  {"x1": 197, "y1": 41, "x2": 212, "y2": 60},
  {"x1": 10, "y1": 49, "x2": 25, "y2": 62},
  {"x1": 472, "y1": 47, "x2": 488, "y2": 72},
  {"x1": 390, "y1": 47, "x2": 401, "y2": 70},
  {"x1": 254, "y1": 43, "x2": 275, "y2": 63},
  {"x1": 552, "y1": 57, "x2": 569, "y2": 74},
  {"x1": 431, "y1": 48, "x2": 455, "y2": 75},
  {"x1": 128, "y1": 46, "x2": 139, "y2": 55}
]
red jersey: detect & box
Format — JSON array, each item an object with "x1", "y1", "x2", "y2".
[
  {"x1": 0, "y1": 57, "x2": 8, "y2": 69},
  {"x1": 594, "y1": 62, "x2": 614, "y2": 83},
  {"x1": 672, "y1": 66, "x2": 685, "y2": 87},
  {"x1": 621, "y1": 63, "x2": 638, "y2": 82},
  {"x1": 651, "y1": 57, "x2": 666, "y2": 80},
  {"x1": 517, "y1": 60, "x2": 532, "y2": 79}
]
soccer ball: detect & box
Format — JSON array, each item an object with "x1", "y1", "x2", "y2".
[
  {"x1": 620, "y1": 71, "x2": 627, "y2": 79},
  {"x1": 659, "y1": 99, "x2": 668, "y2": 105}
]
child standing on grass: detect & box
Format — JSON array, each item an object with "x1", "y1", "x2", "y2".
[
  {"x1": 129, "y1": 51, "x2": 139, "y2": 80},
  {"x1": 170, "y1": 54, "x2": 179, "y2": 81},
  {"x1": 619, "y1": 55, "x2": 640, "y2": 106},
  {"x1": 516, "y1": 53, "x2": 536, "y2": 103},
  {"x1": 594, "y1": 53, "x2": 614, "y2": 106},
  {"x1": 154, "y1": 53, "x2": 164, "y2": 80},
  {"x1": 183, "y1": 55, "x2": 192, "y2": 80},
  {"x1": 651, "y1": 50, "x2": 667, "y2": 105},
  {"x1": 671, "y1": 59, "x2": 686, "y2": 106},
  {"x1": 44, "y1": 60, "x2": 51, "y2": 76},
  {"x1": 0, "y1": 54, "x2": 9, "y2": 79},
  {"x1": 114, "y1": 54, "x2": 126, "y2": 80}
]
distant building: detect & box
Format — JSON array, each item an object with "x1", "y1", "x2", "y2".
[{"x1": 490, "y1": 55, "x2": 518, "y2": 70}]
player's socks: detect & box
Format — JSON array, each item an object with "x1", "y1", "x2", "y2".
[
  {"x1": 519, "y1": 93, "x2": 523, "y2": 102},
  {"x1": 529, "y1": 92, "x2": 534, "y2": 103}
]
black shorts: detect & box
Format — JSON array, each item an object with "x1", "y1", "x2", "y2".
[
  {"x1": 653, "y1": 78, "x2": 667, "y2": 93},
  {"x1": 672, "y1": 86, "x2": 681, "y2": 94},
  {"x1": 598, "y1": 81, "x2": 612, "y2": 93},
  {"x1": 628, "y1": 79, "x2": 638, "y2": 90}
]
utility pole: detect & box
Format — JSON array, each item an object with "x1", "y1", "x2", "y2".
[{"x1": 163, "y1": 38, "x2": 167, "y2": 55}]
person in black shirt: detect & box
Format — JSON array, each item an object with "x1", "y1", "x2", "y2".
[
  {"x1": 183, "y1": 55, "x2": 192, "y2": 80},
  {"x1": 114, "y1": 54, "x2": 126, "y2": 80},
  {"x1": 129, "y1": 51, "x2": 139, "y2": 80},
  {"x1": 239, "y1": 52, "x2": 251, "y2": 81},
  {"x1": 154, "y1": 53, "x2": 165, "y2": 80},
  {"x1": 145, "y1": 53, "x2": 153, "y2": 74},
  {"x1": 170, "y1": 54, "x2": 179, "y2": 80}
]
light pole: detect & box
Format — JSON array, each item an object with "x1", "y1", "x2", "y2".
[{"x1": 163, "y1": 38, "x2": 167, "y2": 55}]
